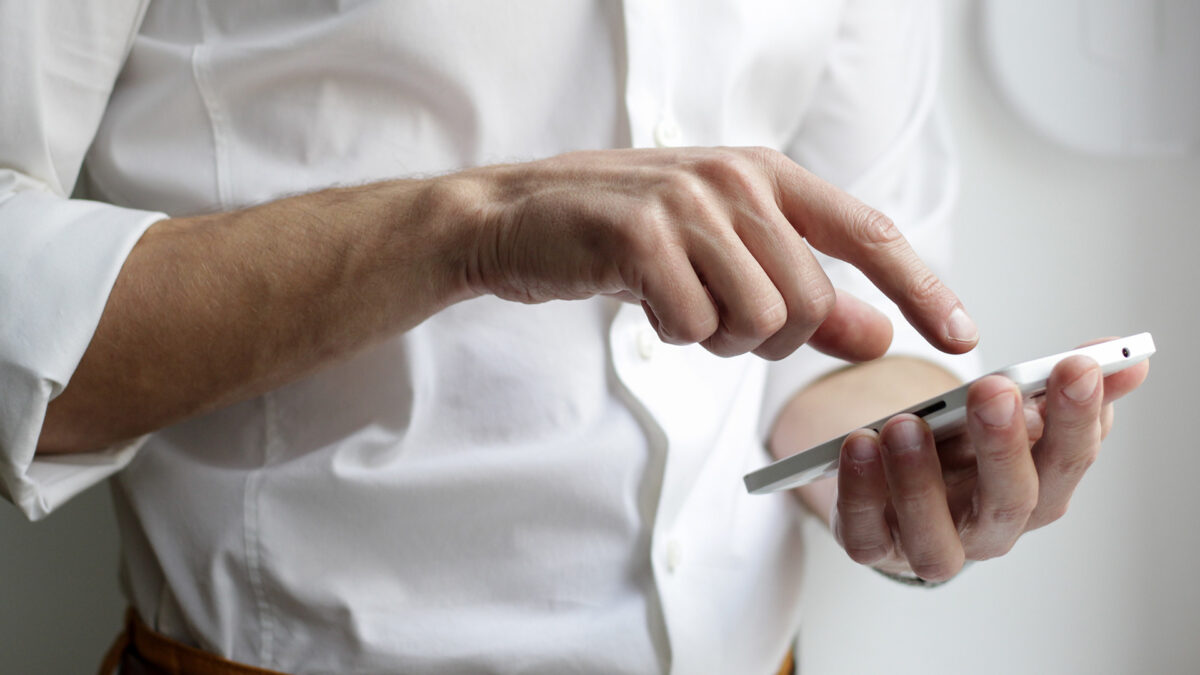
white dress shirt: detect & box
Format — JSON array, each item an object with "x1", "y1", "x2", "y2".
[{"x1": 0, "y1": 1, "x2": 975, "y2": 673}]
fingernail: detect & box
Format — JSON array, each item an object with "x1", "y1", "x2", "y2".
[
  {"x1": 946, "y1": 307, "x2": 978, "y2": 344},
  {"x1": 846, "y1": 434, "x2": 877, "y2": 462},
  {"x1": 975, "y1": 391, "x2": 1016, "y2": 427},
  {"x1": 884, "y1": 419, "x2": 924, "y2": 455},
  {"x1": 1063, "y1": 368, "x2": 1100, "y2": 402}
]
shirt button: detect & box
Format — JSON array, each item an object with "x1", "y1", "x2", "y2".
[
  {"x1": 653, "y1": 117, "x2": 684, "y2": 148},
  {"x1": 666, "y1": 539, "x2": 683, "y2": 573},
  {"x1": 636, "y1": 328, "x2": 658, "y2": 360}
]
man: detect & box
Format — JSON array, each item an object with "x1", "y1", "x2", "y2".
[{"x1": 0, "y1": 1, "x2": 1147, "y2": 673}]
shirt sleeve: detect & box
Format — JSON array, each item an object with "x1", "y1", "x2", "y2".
[
  {"x1": 759, "y1": 0, "x2": 982, "y2": 439},
  {"x1": 0, "y1": 1, "x2": 164, "y2": 521}
]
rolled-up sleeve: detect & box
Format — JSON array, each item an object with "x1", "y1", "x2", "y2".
[
  {"x1": 0, "y1": 1, "x2": 163, "y2": 520},
  {"x1": 760, "y1": 0, "x2": 982, "y2": 438}
]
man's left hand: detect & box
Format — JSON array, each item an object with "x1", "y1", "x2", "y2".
[{"x1": 830, "y1": 347, "x2": 1149, "y2": 581}]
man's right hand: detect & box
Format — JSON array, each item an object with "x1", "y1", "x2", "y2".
[
  {"x1": 40, "y1": 147, "x2": 976, "y2": 454},
  {"x1": 453, "y1": 147, "x2": 977, "y2": 362}
]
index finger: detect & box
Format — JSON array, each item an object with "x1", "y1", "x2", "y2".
[{"x1": 770, "y1": 155, "x2": 977, "y2": 354}]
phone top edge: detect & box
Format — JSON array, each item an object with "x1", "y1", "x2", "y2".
[
  {"x1": 743, "y1": 439, "x2": 842, "y2": 494},
  {"x1": 745, "y1": 462, "x2": 838, "y2": 494},
  {"x1": 995, "y1": 333, "x2": 1155, "y2": 387}
]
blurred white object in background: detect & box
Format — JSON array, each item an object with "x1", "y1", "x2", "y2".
[{"x1": 982, "y1": 0, "x2": 1200, "y2": 156}]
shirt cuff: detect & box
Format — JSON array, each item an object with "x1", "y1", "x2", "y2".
[{"x1": 0, "y1": 188, "x2": 164, "y2": 520}]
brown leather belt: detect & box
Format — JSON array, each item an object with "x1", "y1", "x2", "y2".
[
  {"x1": 776, "y1": 648, "x2": 796, "y2": 675},
  {"x1": 98, "y1": 609, "x2": 287, "y2": 675},
  {"x1": 99, "y1": 607, "x2": 797, "y2": 675}
]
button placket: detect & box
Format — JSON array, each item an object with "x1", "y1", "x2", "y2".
[
  {"x1": 653, "y1": 116, "x2": 684, "y2": 148},
  {"x1": 636, "y1": 328, "x2": 658, "y2": 360},
  {"x1": 665, "y1": 538, "x2": 683, "y2": 574}
]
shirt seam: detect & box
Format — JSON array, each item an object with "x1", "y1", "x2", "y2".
[
  {"x1": 242, "y1": 393, "x2": 279, "y2": 669},
  {"x1": 191, "y1": 43, "x2": 230, "y2": 211},
  {"x1": 190, "y1": 13, "x2": 270, "y2": 663}
]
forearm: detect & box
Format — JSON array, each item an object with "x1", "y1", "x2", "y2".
[
  {"x1": 38, "y1": 178, "x2": 482, "y2": 454},
  {"x1": 769, "y1": 356, "x2": 962, "y2": 525}
]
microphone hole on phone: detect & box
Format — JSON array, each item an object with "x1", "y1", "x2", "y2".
[{"x1": 1122, "y1": 347, "x2": 1131, "y2": 358}]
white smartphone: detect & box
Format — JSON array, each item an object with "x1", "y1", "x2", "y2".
[{"x1": 743, "y1": 332, "x2": 1156, "y2": 495}]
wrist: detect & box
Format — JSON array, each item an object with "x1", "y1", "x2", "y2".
[{"x1": 406, "y1": 168, "x2": 510, "y2": 305}]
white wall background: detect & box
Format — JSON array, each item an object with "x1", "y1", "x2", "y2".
[
  {"x1": 799, "y1": 1, "x2": 1200, "y2": 673},
  {"x1": 1, "y1": 1, "x2": 1197, "y2": 673},
  {"x1": 0, "y1": 487, "x2": 122, "y2": 672}
]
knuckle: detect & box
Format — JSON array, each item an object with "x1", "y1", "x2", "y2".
[
  {"x1": 744, "y1": 297, "x2": 787, "y2": 340},
  {"x1": 739, "y1": 145, "x2": 787, "y2": 176},
  {"x1": 666, "y1": 171, "x2": 713, "y2": 208},
  {"x1": 977, "y1": 440, "x2": 1029, "y2": 471},
  {"x1": 671, "y1": 313, "x2": 719, "y2": 345},
  {"x1": 794, "y1": 278, "x2": 836, "y2": 324},
  {"x1": 703, "y1": 333, "x2": 746, "y2": 358},
  {"x1": 838, "y1": 495, "x2": 883, "y2": 519},
  {"x1": 698, "y1": 148, "x2": 747, "y2": 175},
  {"x1": 1048, "y1": 502, "x2": 1071, "y2": 522},
  {"x1": 1051, "y1": 390, "x2": 1103, "y2": 421},
  {"x1": 905, "y1": 269, "x2": 945, "y2": 305},
  {"x1": 974, "y1": 429, "x2": 1032, "y2": 468},
  {"x1": 1035, "y1": 501, "x2": 1071, "y2": 526},
  {"x1": 968, "y1": 539, "x2": 1016, "y2": 562},
  {"x1": 847, "y1": 203, "x2": 902, "y2": 247},
  {"x1": 700, "y1": 329, "x2": 730, "y2": 352},
  {"x1": 1049, "y1": 445, "x2": 1099, "y2": 479},
  {"x1": 984, "y1": 497, "x2": 1037, "y2": 527},
  {"x1": 744, "y1": 145, "x2": 783, "y2": 165},
  {"x1": 744, "y1": 146, "x2": 789, "y2": 196},
  {"x1": 751, "y1": 338, "x2": 795, "y2": 362},
  {"x1": 695, "y1": 148, "x2": 772, "y2": 195},
  {"x1": 892, "y1": 485, "x2": 943, "y2": 512}
]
